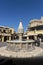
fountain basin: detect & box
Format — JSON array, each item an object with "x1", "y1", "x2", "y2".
[
  {"x1": 6, "y1": 40, "x2": 35, "y2": 43},
  {"x1": 6, "y1": 40, "x2": 35, "y2": 52}
]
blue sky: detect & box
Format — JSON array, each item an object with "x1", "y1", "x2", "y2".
[{"x1": 0, "y1": 0, "x2": 43, "y2": 32}]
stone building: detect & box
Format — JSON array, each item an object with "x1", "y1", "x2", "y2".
[
  {"x1": 27, "y1": 17, "x2": 43, "y2": 41},
  {"x1": 0, "y1": 26, "x2": 14, "y2": 42}
]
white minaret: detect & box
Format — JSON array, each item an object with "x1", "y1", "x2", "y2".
[{"x1": 18, "y1": 21, "x2": 24, "y2": 40}]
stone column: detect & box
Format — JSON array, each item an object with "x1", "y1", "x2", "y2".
[
  {"x1": 26, "y1": 36, "x2": 29, "y2": 50},
  {"x1": 19, "y1": 33, "x2": 23, "y2": 41},
  {"x1": 19, "y1": 33, "x2": 23, "y2": 50},
  {"x1": 27, "y1": 36, "x2": 29, "y2": 40},
  {"x1": 2, "y1": 36, "x2": 4, "y2": 42},
  {"x1": 9, "y1": 36, "x2": 11, "y2": 41},
  {"x1": 34, "y1": 35, "x2": 37, "y2": 40},
  {"x1": 34, "y1": 28, "x2": 37, "y2": 40}
]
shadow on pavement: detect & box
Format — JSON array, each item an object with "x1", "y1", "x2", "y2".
[{"x1": 0, "y1": 56, "x2": 43, "y2": 65}]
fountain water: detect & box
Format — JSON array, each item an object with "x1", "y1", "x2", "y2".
[{"x1": 6, "y1": 21, "x2": 35, "y2": 52}]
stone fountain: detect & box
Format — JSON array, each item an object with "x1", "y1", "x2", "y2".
[{"x1": 6, "y1": 21, "x2": 35, "y2": 52}]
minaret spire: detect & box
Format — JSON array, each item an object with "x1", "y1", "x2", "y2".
[{"x1": 18, "y1": 20, "x2": 24, "y2": 33}]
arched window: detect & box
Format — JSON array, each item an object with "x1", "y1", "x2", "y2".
[{"x1": 3, "y1": 30, "x2": 6, "y2": 33}]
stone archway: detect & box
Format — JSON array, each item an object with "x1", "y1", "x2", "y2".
[
  {"x1": 29, "y1": 36, "x2": 34, "y2": 40},
  {"x1": 37, "y1": 34, "x2": 43, "y2": 38},
  {"x1": 37, "y1": 34, "x2": 43, "y2": 41},
  {"x1": 4, "y1": 36, "x2": 7, "y2": 42}
]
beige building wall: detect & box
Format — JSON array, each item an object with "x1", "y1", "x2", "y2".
[
  {"x1": 0, "y1": 26, "x2": 14, "y2": 42},
  {"x1": 27, "y1": 17, "x2": 43, "y2": 40}
]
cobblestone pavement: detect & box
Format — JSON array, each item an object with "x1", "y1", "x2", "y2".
[
  {"x1": 36, "y1": 42, "x2": 43, "y2": 56},
  {"x1": 40, "y1": 42, "x2": 43, "y2": 48},
  {"x1": 0, "y1": 42, "x2": 7, "y2": 47},
  {"x1": 0, "y1": 42, "x2": 43, "y2": 56}
]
